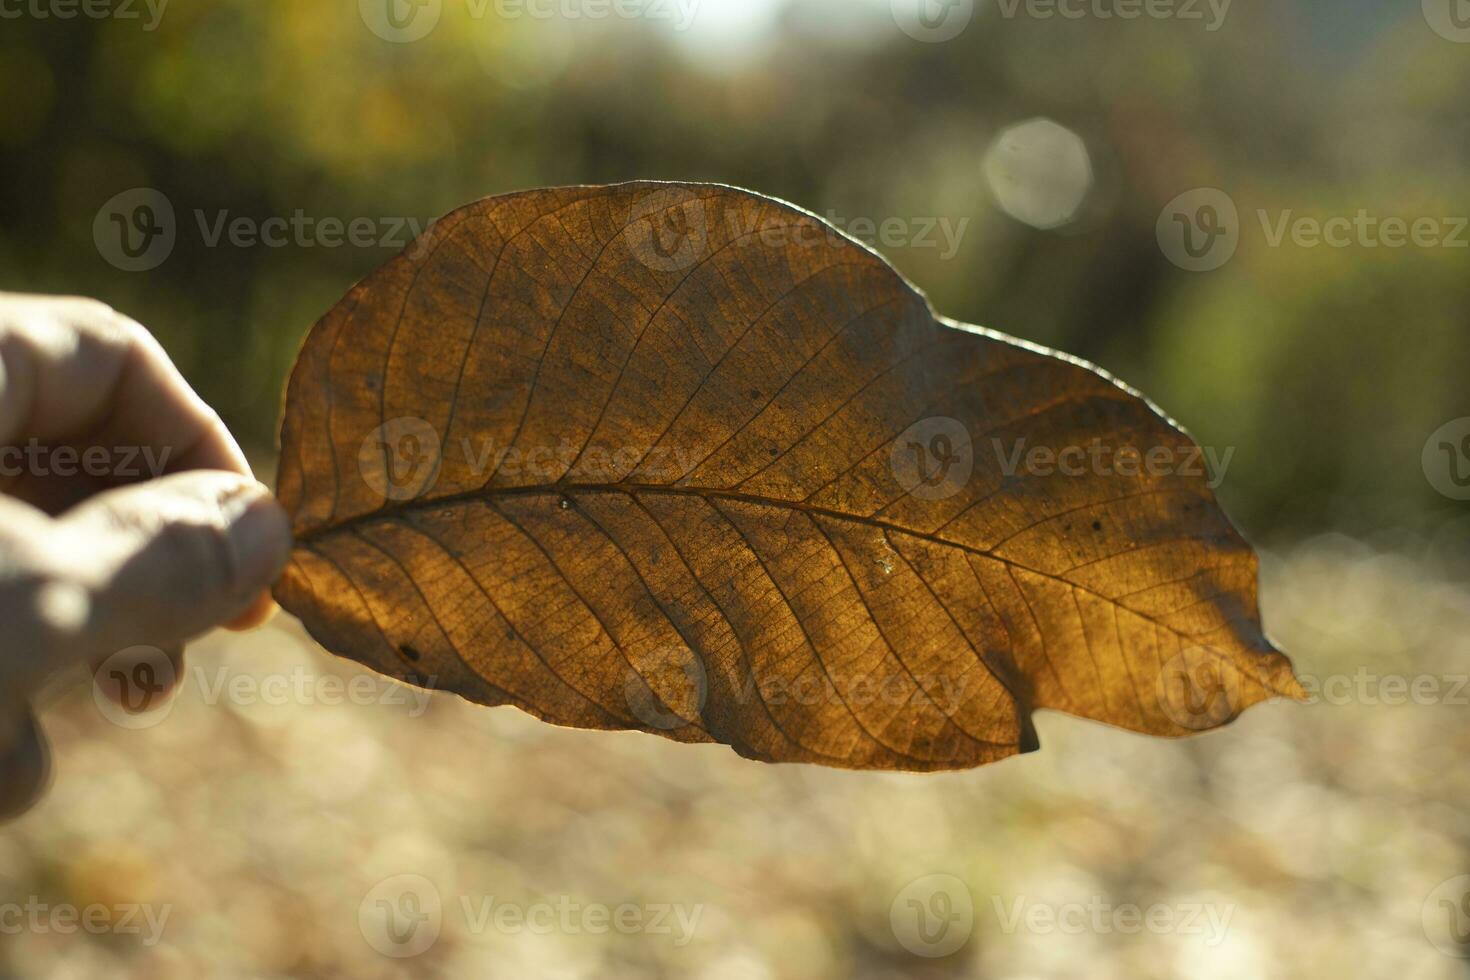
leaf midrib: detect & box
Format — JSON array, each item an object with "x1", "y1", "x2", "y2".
[{"x1": 294, "y1": 482, "x2": 1255, "y2": 661}]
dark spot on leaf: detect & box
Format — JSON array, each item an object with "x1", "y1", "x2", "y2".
[
  {"x1": 399, "y1": 644, "x2": 422, "y2": 663},
  {"x1": 1092, "y1": 520, "x2": 1103, "y2": 531}
]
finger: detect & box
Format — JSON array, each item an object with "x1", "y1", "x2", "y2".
[
  {"x1": 0, "y1": 710, "x2": 50, "y2": 823},
  {"x1": 91, "y1": 644, "x2": 185, "y2": 709},
  {"x1": 225, "y1": 591, "x2": 279, "y2": 632},
  {"x1": 49, "y1": 470, "x2": 292, "y2": 660},
  {"x1": 0, "y1": 493, "x2": 91, "y2": 693},
  {"x1": 0, "y1": 294, "x2": 252, "y2": 483}
]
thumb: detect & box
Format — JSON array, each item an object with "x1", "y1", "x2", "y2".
[{"x1": 53, "y1": 471, "x2": 293, "y2": 658}]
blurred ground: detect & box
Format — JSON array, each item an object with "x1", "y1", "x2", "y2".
[{"x1": 1, "y1": 530, "x2": 1467, "y2": 979}]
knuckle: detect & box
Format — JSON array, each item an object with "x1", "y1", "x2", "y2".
[
  {"x1": 76, "y1": 299, "x2": 138, "y2": 349},
  {"x1": 65, "y1": 296, "x2": 117, "y2": 321},
  {"x1": 44, "y1": 296, "x2": 147, "y2": 360}
]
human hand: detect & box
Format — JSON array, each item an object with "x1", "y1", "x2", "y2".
[{"x1": 0, "y1": 293, "x2": 292, "y2": 819}]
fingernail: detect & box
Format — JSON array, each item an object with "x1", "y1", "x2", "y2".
[
  {"x1": 225, "y1": 591, "x2": 280, "y2": 632},
  {"x1": 221, "y1": 485, "x2": 294, "y2": 591}
]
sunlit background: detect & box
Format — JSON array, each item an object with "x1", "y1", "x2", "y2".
[{"x1": 3, "y1": 0, "x2": 1470, "y2": 976}]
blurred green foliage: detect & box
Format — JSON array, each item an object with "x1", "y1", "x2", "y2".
[
  {"x1": 3, "y1": 7, "x2": 1469, "y2": 978},
  {"x1": 2, "y1": 0, "x2": 1465, "y2": 545}
]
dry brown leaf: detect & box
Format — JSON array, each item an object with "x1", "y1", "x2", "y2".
[{"x1": 273, "y1": 182, "x2": 1304, "y2": 771}]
